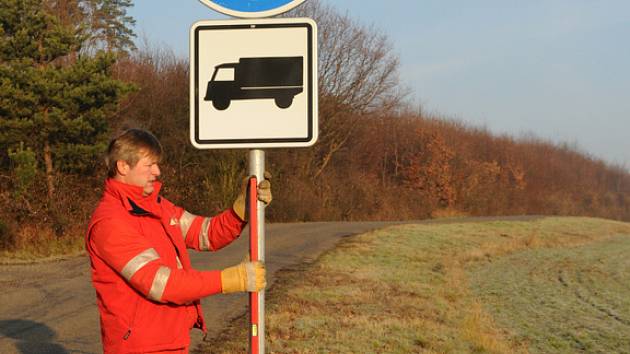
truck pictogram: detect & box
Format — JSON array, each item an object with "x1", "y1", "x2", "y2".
[{"x1": 204, "y1": 56, "x2": 304, "y2": 110}]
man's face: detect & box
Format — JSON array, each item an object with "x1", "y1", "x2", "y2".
[{"x1": 119, "y1": 154, "x2": 161, "y2": 196}]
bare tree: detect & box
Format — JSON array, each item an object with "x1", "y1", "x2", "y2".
[{"x1": 287, "y1": 1, "x2": 406, "y2": 179}]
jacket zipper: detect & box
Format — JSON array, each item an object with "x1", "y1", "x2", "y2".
[
  {"x1": 124, "y1": 218, "x2": 147, "y2": 340},
  {"x1": 123, "y1": 296, "x2": 141, "y2": 340}
]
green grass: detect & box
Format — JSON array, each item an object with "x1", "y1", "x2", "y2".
[
  {"x1": 197, "y1": 217, "x2": 630, "y2": 353},
  {"x1": 468, "y1": 232, "x2": 630, "y2": 353}
]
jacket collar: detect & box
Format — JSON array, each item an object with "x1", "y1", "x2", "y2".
[{"x1": 104, "y1": 178, "x2": 163, "y2": 216}]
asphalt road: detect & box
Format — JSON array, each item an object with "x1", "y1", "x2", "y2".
[{"x1": 0, "y1": 221, "x2": 401, "y2": 354}]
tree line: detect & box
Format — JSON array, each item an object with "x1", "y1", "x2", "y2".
[{"x1": 1, "y1": 1, "x2": 629, "y2": 252}]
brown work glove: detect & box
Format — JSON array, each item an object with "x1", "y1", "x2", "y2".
[
  {"x1": 232, "y1": 171, "x2": 273, "y2": 221},
  {"x1": 220, "y1": 260, "x2": 266, "y2": 293},
  {"x1": 257, "y1": 171, "x2": 273, "y2": 205}
]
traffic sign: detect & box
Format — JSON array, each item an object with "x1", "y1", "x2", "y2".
[
  {"x1": 198, "y1": 0, "x2": 307, "y2": 18},
  {"x1": 190, "y1": 18, "x2": 318, "y2": 149}
]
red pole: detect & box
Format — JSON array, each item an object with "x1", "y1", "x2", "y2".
[{"x1": 248, "y1": 177, "x2": 259, "y2": 354}]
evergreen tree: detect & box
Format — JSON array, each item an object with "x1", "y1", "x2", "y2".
[
  {"x1": 45, "y1": 0, "x2": 86, "y2": 31},
  {"x1": 0, "y1": 0, "x2": 132, "y2": 202},
  {"x1": 85, "y1": 0, "x2": 136, "y2": 54}
]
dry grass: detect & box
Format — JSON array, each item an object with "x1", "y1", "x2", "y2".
[
  {"x1": 430, "y1": 207, "x2": 470, "y2": 219},
  {"x1": 196, "y1": 217, "x2": 630, "y2": 353},
  {"x1": 0, "y1": 224, "x2": 85, "y2": 263}
]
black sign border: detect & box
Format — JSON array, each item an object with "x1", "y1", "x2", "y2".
[{"x1": 194, "y1": 21, "x2": 314, "y2": 146}]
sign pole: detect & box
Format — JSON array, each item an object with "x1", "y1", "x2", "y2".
[
  {"x1": 248, "y1": 149, "x2": 265, "y2": 354},
  {"x1": 191, "y1": 4, "x2": 316, "y2": 354}
]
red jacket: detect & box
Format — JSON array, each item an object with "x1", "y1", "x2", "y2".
[{"x1": 86, "y1": 178, "x2": 245, "y2": 353}]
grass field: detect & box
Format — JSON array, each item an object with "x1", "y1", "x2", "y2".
[
  {"x1": 197, "y1": 217, "x2": 630, "y2": 353},
  {"x1": 468, "y1": 231, "x2": 630, "y2": 352},
  {"x1": 0, "y1": 226, "x2": 85, "y2": 264}
]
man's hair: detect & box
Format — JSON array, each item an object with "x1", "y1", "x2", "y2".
[{"x1": 105, "y1": 129, "x2": 163, "y2": 178}]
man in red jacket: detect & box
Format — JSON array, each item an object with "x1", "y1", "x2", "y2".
[{"x1": 86, "y1": 129, "x2": 270, "y2": 353}]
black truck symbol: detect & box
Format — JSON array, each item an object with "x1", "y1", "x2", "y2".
[{"x1": 204, "y1": 56, "x2": 304, "y2": 110}]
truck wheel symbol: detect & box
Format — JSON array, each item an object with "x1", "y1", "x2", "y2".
[
  {"x1": 213, "y1": 97, "x2": 231, "y2": 110},
  {"x1": 275, "y1": 96, "x2": 293, "y2": 109},
  {"x1": 204, "y1": 56, "x2": 303, "y2": 111}
]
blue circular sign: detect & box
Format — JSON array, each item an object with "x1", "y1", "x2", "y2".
[{"x1": 198, "y1": 0, "x2": 307, "y2": 18}]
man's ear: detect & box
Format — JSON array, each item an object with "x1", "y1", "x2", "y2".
[{"x1": 116, "y1": 160, "x2": 130, "y2": 176}]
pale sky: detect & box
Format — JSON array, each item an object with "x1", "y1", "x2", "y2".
[{"x1": 129, "y1": 1, "x2": 630, "y2": 168}]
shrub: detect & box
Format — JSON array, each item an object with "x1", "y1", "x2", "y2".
[
  {"x1": 0, "y1": 219, "x2": 14, "y2": 250},
  {"x1": 8, "y1": 142, "x2": 37, "y2": 200}
]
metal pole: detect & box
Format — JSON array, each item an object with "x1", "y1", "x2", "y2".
[{"x1": 248, "y1": 149, "x2": 265, "y2": 354}]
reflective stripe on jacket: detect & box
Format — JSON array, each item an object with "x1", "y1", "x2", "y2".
[{"x1": 86, "y1": 178, "x2": 245, "y2": 353}]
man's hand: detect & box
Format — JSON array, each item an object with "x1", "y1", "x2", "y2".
[
  {"x1": 232, "y1": 171, "x2": 273, "y2": 221},
  {"x1": 220, "y1": 260, "x2": 266, "y2": 293},
  {"x1": 257, "y1": 171, "x2": 273, "y2": 205}
]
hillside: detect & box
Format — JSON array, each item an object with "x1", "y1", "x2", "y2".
[{"x1": 202, "y1": 217, "x2": 630, "y2": 353}]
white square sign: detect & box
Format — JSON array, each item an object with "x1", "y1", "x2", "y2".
[{"x1": 190, "y1": 18, "x2": 318, "y2": 149}]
